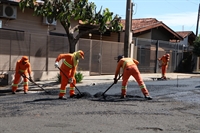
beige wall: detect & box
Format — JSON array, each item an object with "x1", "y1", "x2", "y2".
[{"x1": 0, "y1": 5, "x2": 78, "y2": 35}]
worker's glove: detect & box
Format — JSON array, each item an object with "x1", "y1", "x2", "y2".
[
  {"x1": 68, "y1": 78, "x2": 73, "y2": 83},
  {"x1": 29, "y1": 76, "x2": 33, "y2": 82},
  {"x1": 113, "y1": 78, "x2": 118, "y2": 84},
  {"x1": 55, "y1": 62, "x2": 59, "y2": 68}
]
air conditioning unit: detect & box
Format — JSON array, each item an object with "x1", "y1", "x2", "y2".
[
  {"x1": 43, "y1": 17, "x2": 57, "y2": 25},
  {"x1": 0, "y1": 4, "x2": 17, "y2": 19}
]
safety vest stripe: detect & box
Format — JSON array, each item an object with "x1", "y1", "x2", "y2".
[
  {"x1": 70, "y1": 87, "x2": 75, "y2": 90},
  {"x1": 122, "y1": 61, "x2": 127, "y2": 69},
  {"x1": 20, "y1": 69, "x2": 25, "y2": 72},
  {"x1": 63, "y1": 60, "x2": 72, "y2": 68},
  {"x1": 60, "y1": 90, "x2": 66, "y2": 93}
]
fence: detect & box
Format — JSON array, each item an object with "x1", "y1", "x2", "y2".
[
  {"x1": 133, "y1": 37, "x2": 184, "y2": 73},
  {"x1": 0, "y1": 30, "x2": 184, "y2": 78}
]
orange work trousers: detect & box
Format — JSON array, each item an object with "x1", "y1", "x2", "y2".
[
  {"x1": 12, "y1": 73, "x2": 29, "y2": 92},
  {"x1": 122, "y1": 65, "x2": 149, "y2": 96},
  {"x1": 161, "y1": 65, "x2": 167, "y2": 78},
  {"x1": 59, "y1": 71, "x2": 76, "y2": 97}
]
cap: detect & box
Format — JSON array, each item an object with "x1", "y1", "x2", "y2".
[
  {"x1": 78, "y1": 50, "x2": 84, "y2": 59},
  {"x1": 117, "y1": 55, "x2": 124, "y2": 62},
  {"x1": 21, "y1": 56, "x2": 29, "y2": 62}
]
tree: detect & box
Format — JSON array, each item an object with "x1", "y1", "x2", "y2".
[
  {"x1": 193, "y1": 34, "x2": 200, "y2": 56},
  {"x1": 19, "y1": 0, "x2": 123, "y2": 53}
]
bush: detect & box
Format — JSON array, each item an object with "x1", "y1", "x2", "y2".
[
  {"x1": 57, "y1": 73, "x2": 61, "y2": 83},
  {"x1": 75, "y1": 71, "x2": 84, "y2": 83},
  {"x1": 56, "y1": 72, "x2": 84, "y2": 83}
]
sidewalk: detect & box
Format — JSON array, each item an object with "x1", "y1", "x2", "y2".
[
  {"x1": 1, "y1": 73, "x2": 200, "y2": 92},
  {"x1": 78, "y1": 72, "x2": 200, "y2": 86}
]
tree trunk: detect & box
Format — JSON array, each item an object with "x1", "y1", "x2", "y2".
[{"x1": 69, "y1": 43, "x2": 76, "y2": 53}]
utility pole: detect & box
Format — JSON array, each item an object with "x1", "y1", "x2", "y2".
[
  {"x1": 124, "y1": 0, "x2": 132, "y2": 57},
  {"x1": 195, "y1": 3, "x2": 200, "y2": 72},
  {"x1": 196, "y1": 3, "x2": 200, "y2": 36}
]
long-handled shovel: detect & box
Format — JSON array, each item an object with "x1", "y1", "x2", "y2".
[
  {"x1": 21, "y1": 74, "x2": 50, "y2": 94},
  {"x1": 57, "y1": 67, "x2": 83, "y2": 97},
  {"x1": 101, "y1": 74, "x2": 123, "y2": 96}
]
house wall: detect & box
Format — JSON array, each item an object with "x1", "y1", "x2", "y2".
[
  {"x1": 151, "y1": 28, "x2": 172, "y2": 41},
  {"x1": 135, "y1": 32, "x2": 151, "y2": 39},
  {"x1": 0, "y1": 4, "x2": 78, "y2": 35},
  {"x1": 180, "y1": 37, "x2": 188, "y2": 47}
]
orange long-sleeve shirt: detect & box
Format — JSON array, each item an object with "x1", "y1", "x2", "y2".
[
  {"x1": 55, "y1": 53, "x2": 77, "y2": 77},
  {"x1": 15, "y1": 60, "x2": 31, "y2": 74},
  {"x1": 114, "y1": 58, "x2": 139, "y2": 78},
  {"x1": 158, "y1": 55, "x2": 169, "y2": 66}
]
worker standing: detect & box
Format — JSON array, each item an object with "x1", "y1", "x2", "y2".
[
  {"x1": 12, "y1": 56, "x2": 33, "y2": 94},
  {"x1": 158, "y1": 53, "x2": 170, "y2": 80},
  {"x1": 114, "y1": 55, "x2": 152, "y2": 100},
  {"x1": 55, "y1": 50, "x2": 84, "y2": 100}
]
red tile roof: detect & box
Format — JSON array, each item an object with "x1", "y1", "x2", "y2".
[
  {"x1": 176, "y1": 31, "x2": 195, "y2": 38},
  {"x1": 121, "y1": 18, "x2": 183, "y2": 40},
  {"x1": 121, "y1": 18, "x2": 159, "y2": 31}
]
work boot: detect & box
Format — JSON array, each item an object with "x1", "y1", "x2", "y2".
[
  {"x1": 145, "y1": 95, "x2": 152, "y2": 100},
  {"x1": 120, "y1": 95, "x2": 126, "y2": 99},
  {"x1": 12, "y1": 91, "x2": 16, "y2": 94},
  {"x1": 58, "y1": 96, "x2": 67, "y2": 100},
  {"x1": 24, "y1": 91, "x2": 27, "y2": 94}
]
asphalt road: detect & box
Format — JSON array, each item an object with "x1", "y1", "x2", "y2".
[{"x1": 0, "y1": 77, "x2": 200, "y2": 133}]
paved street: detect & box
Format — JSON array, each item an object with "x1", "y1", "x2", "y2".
[{"x1": 1, "y1": 73, "x2": 200, "y2": 133}]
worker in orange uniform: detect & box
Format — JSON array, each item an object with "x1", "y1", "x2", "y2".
[
  {"x1": 114, "y1": 55, "x2": 152, "y2": 100},
  {"x1": 55, "y1": 50, "x2": 84, "y2": 100},
  {"x1": 158, "y1": 53, "x2": 170, "y2": 80},
  {"x1": 12, "y1": 56, "x2": 33, "y2": 94}
]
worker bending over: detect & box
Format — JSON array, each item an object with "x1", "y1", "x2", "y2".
[
  {"x1": 55, "y1": 50, "x2": 84, "y2": 100},
  {"x1": 158, "y1": 53, "x2": 170, "y2": 80},
  {"x1": 114, "y1": 55, "x2": 152, "y2": 100},
  {"x1": 12, "y1": 56, "x2": 33, "y2": 94}
]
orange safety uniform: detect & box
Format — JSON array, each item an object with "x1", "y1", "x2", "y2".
[
  {"x1": 12, "y1": 56, "x2": 32, "y2": 93},
  {"x1": 114, "y1": 58, "x2": 150, "y2": 97},
  {"x1": 55, "y1": 50, "x2": 84, "y2": 98},
  {"x1": 158, "y1": 54, "x2": 170, "y2": 79}
]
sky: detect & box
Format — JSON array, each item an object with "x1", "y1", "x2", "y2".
[{"x1": 89, "y1": 0, "x2": 200, "y2": 35}]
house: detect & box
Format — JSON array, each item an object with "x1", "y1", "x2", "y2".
[
  {"x1": 175, "y1": 31, "x2": 196, "y2": 51},
  {"x1": 121, "y1": 18, "x2": 183, "y2": 41},
  {"x1": 174, "y1": 31, "x2": 197, "y2": 73},
  {"x1": 0, "y1": 0, "x2": 77, "y2": 35},
  {"x1": 81, "y1": 18, "x2": 184, "y2": 42}
]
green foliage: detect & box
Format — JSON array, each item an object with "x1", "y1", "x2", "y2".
[
  {"x1": 56, "y1": 72, "x2": 84, "y2": 83},
  {"x1": 56, "y1": 73, "x2": 61, "y2": 83},
  {"x1": 193, "y1": 35, "x2": 200, "y2": 56},
  {"x1": 75, "y1": 71, "x2": 84, "y2": 83},
  {"x1": 19, "y1": 0, "x2": 123, "y2": 53}
]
